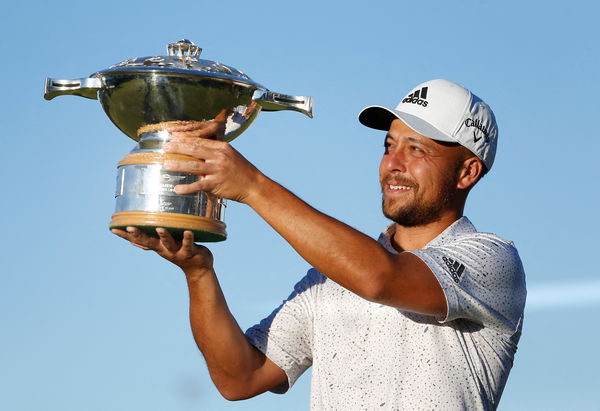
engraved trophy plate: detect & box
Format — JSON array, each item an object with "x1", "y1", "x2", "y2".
[{"x1": 44, "y1": 39, "x2": 313, "y2": 242}]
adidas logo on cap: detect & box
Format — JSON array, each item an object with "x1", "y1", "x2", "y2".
[{"x1": 402, "y1": 86, "x2": 429, "y2": 107}]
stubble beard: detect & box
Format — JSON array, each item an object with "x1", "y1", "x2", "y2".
[{"x1": 381, "y1": 174, "x2": 458, "y2": 228}]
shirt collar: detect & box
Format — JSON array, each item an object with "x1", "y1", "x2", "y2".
[{"x1": 378, "y1": 216, "x2": 476, "y2": 253}]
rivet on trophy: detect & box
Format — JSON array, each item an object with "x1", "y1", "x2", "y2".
[{"x1": 44, "y1": 39, "x2": 313, "y2": 242}]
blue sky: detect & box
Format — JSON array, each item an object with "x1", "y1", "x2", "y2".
[{"x1": 2, "y1": 0, "x2": 599, "y2": 409}]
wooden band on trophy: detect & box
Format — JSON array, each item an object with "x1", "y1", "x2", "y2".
[
  {"x1": 110, "y1": 211, "x2": 227, "y2": 242},
  {"x1": 117, "y1": 152, "x2": 201, "y2": 167},
  {"x1": 137, "y1": 121, "x2": 206, "y2": 136}
]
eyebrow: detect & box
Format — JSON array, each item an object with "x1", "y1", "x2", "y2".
[
  {"x1": 385, "y1": 134, "x2": 427, "y2": 145},
  {"x1": 407, "y1": 136, "x2": 425, "y2": 144}
]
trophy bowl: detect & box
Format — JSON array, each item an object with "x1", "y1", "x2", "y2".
[{"x1": 45, "y1": 39, "x2": 313, "y2": 242}]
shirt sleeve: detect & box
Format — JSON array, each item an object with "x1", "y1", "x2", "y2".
[
  {"x1": 245, "y1": 268, "x2": 321, "y2": 393},
  {"x1": 410, "y1": 233, "x2": 526, "y2": 336}
]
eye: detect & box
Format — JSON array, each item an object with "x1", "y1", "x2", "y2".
[
  {"x1": 383, "y1": 140, "x2": 393, "y2": 154},
  {"x1": 409, "y1": 145, "x2": 426, "y2": 157}
]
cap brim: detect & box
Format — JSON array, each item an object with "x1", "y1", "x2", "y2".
[
  {"x1": 358, "y1": 105, "x2": 456, "y2": 143},
  {"x1": 358, "y1": 106, "x2": 398, "y2": 131}
]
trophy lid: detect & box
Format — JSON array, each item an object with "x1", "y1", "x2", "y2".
[
  {"x1": 95, "y1": 39, "x2": 261, "y2": 87},
  {"x1": 44, "y1": 39, "x2": 312, "y2": 141}
]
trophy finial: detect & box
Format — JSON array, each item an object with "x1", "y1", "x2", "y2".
[{"x1": 167, "y1": 39, "x2": 202, "y2": 61}]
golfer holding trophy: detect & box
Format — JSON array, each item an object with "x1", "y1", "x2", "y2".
[{"x1": 46, "y1": 39, "x2": 525, "y2": 410}]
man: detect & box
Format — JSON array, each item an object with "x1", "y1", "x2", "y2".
[{"x1": 113, "y1": 79, "x2": 526, "y2": 410}]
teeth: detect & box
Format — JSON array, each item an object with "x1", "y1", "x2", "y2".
[{"x1": 389, "y1": 185, "x2": 411, "y2": 190}]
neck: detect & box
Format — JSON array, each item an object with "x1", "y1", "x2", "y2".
[{"x1": 391, "y1": 211, "x2": 462, "y2": 252}]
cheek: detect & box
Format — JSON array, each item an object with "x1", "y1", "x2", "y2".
[
  {"x1": 407, "y1": 160, "x2": 429, "y2": 180},
  {"x1": 412, "y1": 160, "x2": 451, "y2": 191},
  {"x1": 378, "y1": 157, "x2": 388, "y2": 181}
]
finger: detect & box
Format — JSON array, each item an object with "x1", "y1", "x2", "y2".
[
  {"x1": 169, "y1": 121, "x2": 222, "y2": 139},
  {"x1": 173, "y1": 179, "x2": 211, "y2": 195},
  {"x1": 181, "y1": 230, "x2": 196, "y2": 253},
  {"x1": 112, "y1": 227, "x2": 145, "y2": 244},
  {"x1": 156, "y1": 227, "x2": 179, "y2": 253},
  {"x1": 214, "y1": 108, "x2": 230, "y2": 122},
  {"x1": 163, "y1": 139, "x2": 224, "y2": 158},
  {"x1": 163, "y1": 138, "x2": 221, "y2": 154},
  {"x1": 112, "y1": 228, "x2": 156, "y2": 250},
  {"x1": 131, "y1": 243, "x2": 152, "y2": 250},
  {"x1": 125, "y1": 226, "x2": 161, "y2": 249},
  {"x1": 163, "y1": 158, "x2": 211, "y2": 174},
  {"x1": 111, "y1": 228, "x2": 129, "y2": 240},
  {"x1": 167, "y1": 120, "x2": 213, "y2": 132},
  {"x1": 162, "y1": 141, "x2": 209, "y2": 160}
]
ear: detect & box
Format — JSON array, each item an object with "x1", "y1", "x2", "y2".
[{"x1": 456, "y1": 157, "x2": 483, "y2": 190}]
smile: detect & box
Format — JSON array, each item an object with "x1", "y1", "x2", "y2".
[{"x1": 388, "y1": 184, "x2": 412, "y2": 191}]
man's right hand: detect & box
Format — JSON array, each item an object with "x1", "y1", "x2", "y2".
[{"x1": 111, "y1": 227, "x2": 213, "y2": 278}]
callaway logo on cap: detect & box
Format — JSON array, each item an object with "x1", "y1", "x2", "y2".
[{"x1": 358, "y1": 79, "x2": 498, "y2": 170}]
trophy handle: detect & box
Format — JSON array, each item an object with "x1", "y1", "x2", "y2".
[
  {"x1": 44, "y1": 77, "x2": 102, "y2": 101},
  {"x1": 253, "y1": 90, "x2": 313, "y2": 118}
]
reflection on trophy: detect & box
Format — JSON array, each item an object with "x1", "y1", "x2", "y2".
[{"x1": 44, "y1": 39, "x2": 313, "y2": 242}]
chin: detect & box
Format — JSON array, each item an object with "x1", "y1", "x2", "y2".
[{"x1": 382, "y1": 199, "x2": 444, "y2": 228}]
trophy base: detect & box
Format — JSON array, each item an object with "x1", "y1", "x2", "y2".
[{"x1": 110, "y1": 211, "x2": 227, "y2": 243}]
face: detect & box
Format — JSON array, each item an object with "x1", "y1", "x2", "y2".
[{"x1": 379, "y1": 119, "x2": 468, "y2": 227}]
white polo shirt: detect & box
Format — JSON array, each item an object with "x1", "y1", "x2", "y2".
[{"x1": 246, "y1": 217, "x2": 526, "y2": 410}]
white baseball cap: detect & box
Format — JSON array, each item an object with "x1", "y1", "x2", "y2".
[{"x1": 358, "y1": 79, "x2": 498, "y2": 170}]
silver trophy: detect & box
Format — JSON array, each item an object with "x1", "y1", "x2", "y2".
[{"x1": 44, "y1": 39, "x2": 313, "y2": 242}]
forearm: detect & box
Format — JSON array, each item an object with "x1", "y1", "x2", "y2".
[
  {"x1": 184, "y1": 268, "x2": 279, "y2": 399},
  {"x1": 245, "y1": 175, "x2": 396, "y2": 301}
]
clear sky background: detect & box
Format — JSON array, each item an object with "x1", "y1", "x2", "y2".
[{"x1": 2, "y1": 0, "x2": 599, "y2": 410}]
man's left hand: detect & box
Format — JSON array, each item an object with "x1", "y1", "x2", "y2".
[{"x1": 163, "y1": 127, "x2": 266, "y2": 204}]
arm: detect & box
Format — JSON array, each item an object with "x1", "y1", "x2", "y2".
[
  {"x1": 162, "y1": 133, "x2": 447, "y2": 317},
  {"x1": 111, "y1": 228, "x2": 287, "y2": 400},
  {"x1": 246, "y1": 177, "x2": 446, "y2": 316}
]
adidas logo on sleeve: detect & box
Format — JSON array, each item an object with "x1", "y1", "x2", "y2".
[{"x1": 442, "y1": 256, "x2": 465, "y2": 283}]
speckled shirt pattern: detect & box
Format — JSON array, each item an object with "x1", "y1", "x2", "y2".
[{"x1": 246, "y1": 217, "x2": 526, "y2": 410}]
